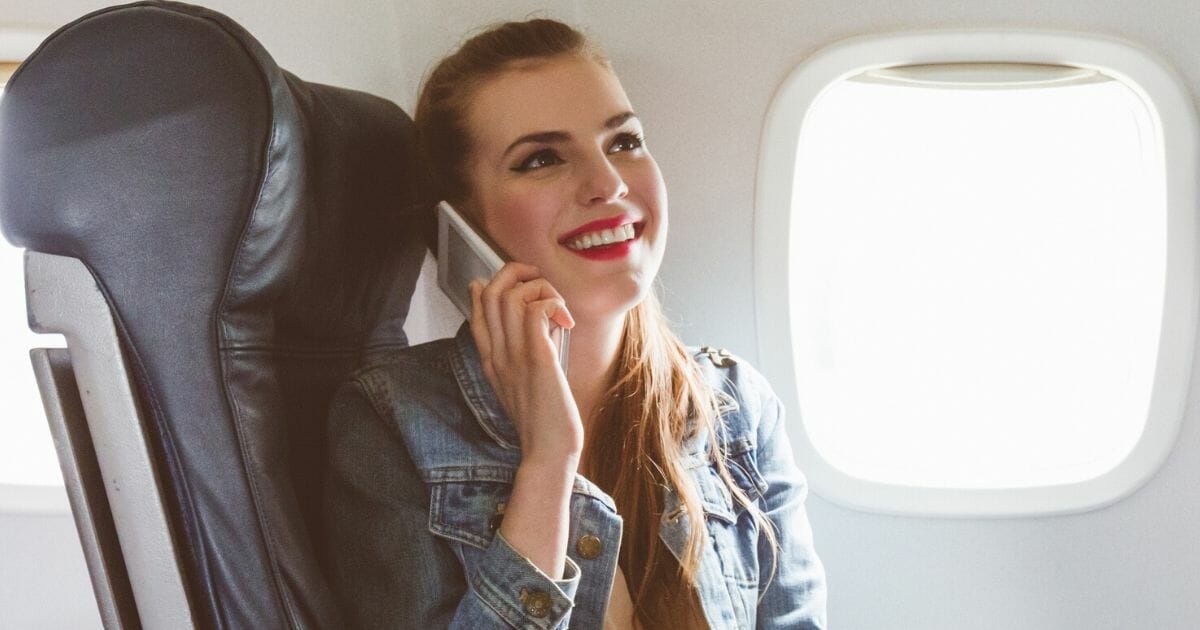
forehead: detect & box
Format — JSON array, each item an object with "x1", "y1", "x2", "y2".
[{"x1": 466, "y1": 57, "x2": 634, "y2": 152}]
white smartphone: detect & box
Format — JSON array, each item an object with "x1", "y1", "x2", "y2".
[{"x1": 436, "y1": 201, "x2": 570, "y2": 373}]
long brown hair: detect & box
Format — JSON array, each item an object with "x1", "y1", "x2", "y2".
[{"x1": 414, "y1": 19, "x2": 777, "y2": 627}]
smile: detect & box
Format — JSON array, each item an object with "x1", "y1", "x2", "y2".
[{"x1": 565, "y1": 223, "x2": 637, "y2": 251}]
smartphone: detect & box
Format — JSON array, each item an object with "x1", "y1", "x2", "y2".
[{"x1": 436, "y1": 201, "x2": 570, "y2": 373}]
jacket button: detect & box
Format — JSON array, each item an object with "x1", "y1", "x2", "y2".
[
  {"x1": 520, "y1": 588, "x2": 552, "y2": 618},
  {"x1": 576, "y1": 534, "x2": 603, "y2": 559},
  {"x1": 489, "y1": 502, "x2": 506, "y2": 532},
  {"x1": 702, "y1": 346, "x2": 736, "y2": 367}
]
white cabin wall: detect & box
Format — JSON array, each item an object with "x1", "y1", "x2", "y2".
[{"x1": 0, "y1": 512, "x2": 99, "y2": 628}]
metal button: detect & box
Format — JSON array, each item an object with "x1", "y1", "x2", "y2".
[
  {"x1": 520, "y1": 588, "x2": 552, "y2": 618},
  {"x1": 701, "y1": 346, "x2": 736, "y2": 367},
  {"x1": 489, "y1": 501, "x2": 506, "y2": 532},
  {"x1": 576, "y1": 534, "x2": 603, "y2": 559}
]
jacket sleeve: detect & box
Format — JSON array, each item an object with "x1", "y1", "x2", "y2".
[
  {"x1": 753, "y1": 389, "x2": 828, "y2": 629},
  {"x1": 320, "y1": 378, "x2": 580, "y2": 630}
]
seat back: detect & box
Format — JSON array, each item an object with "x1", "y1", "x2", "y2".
[{"x1": 0, "y1": 1, "x2": 431, "y2": 626}]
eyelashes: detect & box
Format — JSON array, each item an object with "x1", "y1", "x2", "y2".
[
  {"x1": 607, "y1": 131, "x2": 645, "y2": 154},
  {"x1": 512, "y1": 148, "x2": 565, "y2": 172},
  {"x1": 510, "y1": 132, "x2": 646, "y2": 173}
]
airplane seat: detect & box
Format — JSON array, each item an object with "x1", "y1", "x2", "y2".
[{"x1": 0, "y1": 1, "x2": 432, "y2": 628}]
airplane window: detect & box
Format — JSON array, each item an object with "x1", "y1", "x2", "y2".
[
  {"x1": 755, "y1": 32, "x2": 1197, "y2": 516},
  {"x1": 794, "y1": 71, "x2": 1159, "y2": 489},
  {"x1": 0, "y1": 68, "x2": 69, "y2": 490}
]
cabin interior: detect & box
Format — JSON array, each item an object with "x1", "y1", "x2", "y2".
[{"x1": 0, "y1": 1, "x2": 1198, "y2": 628}]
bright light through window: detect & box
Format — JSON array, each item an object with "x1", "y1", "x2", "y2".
[
  {"x1": 791, "y1": 70, "x2": 1164, "y2": 489},
  {"x1": 0, "y1": 82, "x2": 67, "y2": 488}
]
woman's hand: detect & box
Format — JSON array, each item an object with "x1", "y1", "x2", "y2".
[
  {"x1": 470, "y1": 262, "x2": 581, "y2": 580},
  {"x1": 469, "y1": 262, "x2": 581, "y2": 464}
]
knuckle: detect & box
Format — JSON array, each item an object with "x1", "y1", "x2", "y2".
[
  {"x1": 534, "y1": 278, "x2": 557, "y2": 295},
  {"x1": 526, "y1": 301, "x2": 555, "y2": 320},
  {"x1": 480, "y1": 283, "x2": 499, "y2": 301}
]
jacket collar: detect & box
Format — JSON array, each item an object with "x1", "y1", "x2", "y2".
[{"x1": 449, "y1": 322, "x2": 522, "y2": 450}]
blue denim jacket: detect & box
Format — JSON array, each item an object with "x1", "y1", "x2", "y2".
[{"x1": 321, "y1": 324, "x2": 827, "y2": 629}]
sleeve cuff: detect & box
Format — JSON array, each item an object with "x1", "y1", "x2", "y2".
[{"x1": 468, "y1": 529, "x2": 580, "y2": 629}]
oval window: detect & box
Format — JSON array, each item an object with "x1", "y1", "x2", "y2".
[{"x1": 755, "y1": 31, "x2": 1198, "y2": 516}]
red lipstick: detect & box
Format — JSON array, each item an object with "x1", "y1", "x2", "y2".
[{"x1": 572, "y1": 239, "x2": 635, "y2": 260}]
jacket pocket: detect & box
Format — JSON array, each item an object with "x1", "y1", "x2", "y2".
[{"x1": 428, "y1": 480, "x2": 512, "y2": 550}]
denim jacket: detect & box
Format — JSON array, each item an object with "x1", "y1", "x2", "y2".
[{"x1": 321, "y1": 324, "x2": 827, "y2": 629}]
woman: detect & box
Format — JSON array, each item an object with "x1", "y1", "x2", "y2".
[{"x1": 322, "y1": 19, "x2": 826, "y2": 630}]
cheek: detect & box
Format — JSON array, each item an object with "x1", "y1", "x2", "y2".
[
  {"x1": 482, "y1": 191, "x2": 557, "y2": 261},
  {"x1": 627, "y1": 161, "x2": 668, "y2": 230}
]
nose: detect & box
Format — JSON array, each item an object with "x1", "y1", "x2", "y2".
[{"x1": 578, "y1": 154, "x2": 629, "y2": 206}]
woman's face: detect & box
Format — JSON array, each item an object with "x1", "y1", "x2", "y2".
[{"x1": 462, "y1": 55, "x2": 667, "y2": 323}]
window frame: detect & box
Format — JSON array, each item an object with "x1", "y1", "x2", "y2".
[
  {"x1": 753, "y1": 29, "x2": 1199, "y2": 517},
  {"x1": 0, "y1": 25, "x2": 69, "y2": 516}
]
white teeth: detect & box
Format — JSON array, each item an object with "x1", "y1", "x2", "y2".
[{"x1": 568, "y1": 223, "x2": 638, "y2": 250}]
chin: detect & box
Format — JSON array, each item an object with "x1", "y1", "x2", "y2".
[{"x1": 564, "y1": 276, "x2": 652, "y2": 323}]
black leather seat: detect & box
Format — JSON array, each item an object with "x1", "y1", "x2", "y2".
[{"x1": 0, "y1": 1, "x2": 431, "y2": 627}]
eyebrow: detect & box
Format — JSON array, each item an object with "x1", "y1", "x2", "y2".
[{"x1": 500, "y1": 111, "x2": 639, "y2": 159}]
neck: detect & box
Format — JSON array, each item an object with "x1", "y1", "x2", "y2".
[{"x1": 565, "y1": 311, "x2": 626, "y2": 438}]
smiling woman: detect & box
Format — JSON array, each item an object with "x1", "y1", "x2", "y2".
[{"x1": 320, "y1": 18, "x2": 826, "y2": 630}]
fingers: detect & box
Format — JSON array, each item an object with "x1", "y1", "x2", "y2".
[
  {"x1": 474, "y1": 263, "x2": 573, "y2": 370},
  {"x1": 521, "y1": 279, "x2": 574, "y2": 330},
  {"x1": 523, "y1": 298, "x2": 573, "y2": 364},
  {"x1": 499, "y1": 279, "x2": 568, "y2": 367},
  {"x1": 488, "y1": 262, "x2": 543, "y2": 288},
  {"x1": 501, "y1": 278, "x2": 573, "y2": 337},
  {"x1": 480, "y1": 264, "x2": 539, "y2": 369}
]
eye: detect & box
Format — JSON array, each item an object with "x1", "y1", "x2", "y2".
[
  {"x1": 608, "y1": 132, "x2": 645, "y2": 154},
  {"x1": 512, "y1": 149, "x2": 564, "y2": 172}
]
